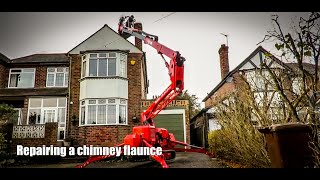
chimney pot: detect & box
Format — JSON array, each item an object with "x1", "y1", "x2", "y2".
[{"x1": 219, "y1": 44, "x2": 229, "y2": 79}]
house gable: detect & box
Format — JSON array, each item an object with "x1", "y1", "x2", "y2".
[
  {"x1": 68, "y1": 24, "x2": 142, "y2": 54},
  {"x1": 203, "y1": 46, "x2": 292, "y2": 102}
]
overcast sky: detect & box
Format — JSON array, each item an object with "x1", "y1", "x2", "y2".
[{"x1": 0, "y1": 12, "x2": 310, "y2": 106}]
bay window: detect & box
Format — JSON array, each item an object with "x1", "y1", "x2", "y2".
[
  {"x1": 80, "y1": 98, "x2": 127, "y2": 126},
  {"x1": 82, "y1": 52, "x2": 127, "y2": 78}
]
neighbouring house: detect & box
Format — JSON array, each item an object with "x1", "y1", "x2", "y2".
[
  {"x1": 0, "y1": 23, "x2": 149, "y2": 150},
  {"x1": 190, "y1": 44, "x2": 318, "y2": 148}
]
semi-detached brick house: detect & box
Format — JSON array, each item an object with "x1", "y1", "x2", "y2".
[{"x1": 0, "y1": 23, "x2": 149, "y2": 149}]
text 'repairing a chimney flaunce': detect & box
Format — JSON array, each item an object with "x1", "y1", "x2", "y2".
[{"x1": 218, "y1": 44, "x2": 229, "y2": 80}]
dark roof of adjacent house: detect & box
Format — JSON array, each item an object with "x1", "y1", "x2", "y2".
[
  {"x1": 285, "y1": 63, "x2": 318, "y2": 74},
  {"x1": 0, "y1": 53, "x2": 10, "y2": 64},
  {"x1": 190, "y1": 107, "x2": 212, "y2": 122},
  {"x1": 10, "y1": 53, "x2": 69, "y2": 64},
  {"x1": 202, "y1": 46, "x2": 293, "y2": 102}
]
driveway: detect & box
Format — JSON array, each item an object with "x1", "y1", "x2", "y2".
[{"x1": 10, "y1": 152, "x2": 226, "y2": 168}]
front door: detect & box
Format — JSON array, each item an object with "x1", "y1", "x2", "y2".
[
  {"x1": 42, "y1": 108, "x2": 65, "y2": 140},
  {"x1": 13, "y1": 108, "x2": 23, "y2": 125},
  {"x1": 42, "y1": 109, "x2": 56, "y2": 123}
]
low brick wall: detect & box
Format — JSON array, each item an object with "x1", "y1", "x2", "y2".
[
  {"x1": 78, "y1": 125, "x2": 131, "y2": 147},
  {"x1": 11, "y1": 123, "x2": 58, "y2": 153}
]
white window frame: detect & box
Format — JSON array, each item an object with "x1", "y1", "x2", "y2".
[
  {"x1": 8, "y1": 68, "x2": 35, "y2": 88},
  {"x1": 292, "y1": 77, "x2": 302, "y2": 95},
  {"x1": 79, "y1": 98, "x2": 128, "y2": 126},
  {"x1": 27, "y1": 97, "x2": 67, "y2": 141},
  {"x1": 46, "y1": 67, "x2": 69, "y2": 87},
  {"x1": 81, "y1": 52, "x2": 127, "y2": 78}
]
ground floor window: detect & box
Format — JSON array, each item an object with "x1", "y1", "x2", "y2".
[
  {"x1": 80, "y1": 98, "x2": 127, "y2": 126},
  {"x1": 28, "y1": 97, "x2": 67, "y2": 140}
]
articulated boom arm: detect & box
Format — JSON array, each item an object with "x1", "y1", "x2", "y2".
[{"x1": 118, "y1": 16, "x2": 185, "y2": 126}]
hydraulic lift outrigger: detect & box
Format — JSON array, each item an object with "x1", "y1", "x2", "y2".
[{"x1": 76, "y1": 15, "x2": 213, "y2": 168}]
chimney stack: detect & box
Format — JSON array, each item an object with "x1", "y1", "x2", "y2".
[
  {"x1": 218, "y1": 44, "x2": 229, "y2": 79},
  {"x1": 134, "y1": 22, "x2": 143, "y2": 51}
]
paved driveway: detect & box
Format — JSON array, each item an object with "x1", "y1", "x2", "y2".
[{"x1": 10, "y1": 152, "x2": 226, "y2": 168}]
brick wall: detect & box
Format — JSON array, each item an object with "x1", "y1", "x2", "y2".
[
  {"x1": 68, "y1": 54, "x2": 81, "y2": 140},
  {"x1": 0, "y1": 63, "x2": 9, "y2": 88},
  {"x1": 11, "y1": 122, "x2": 58, "y2": 153},
  {"x1": 78, "y1": 126, "x2": 131, "y2": 146},
  {"x1": 35, "y1": 66, "x2": 47, "y2": 88},
  {"x1": 204, "y1": 80, "x2": 236, "y2": 108},
  {"x1": 127, "y1": 53, "x2": 144, "y2": 128}
]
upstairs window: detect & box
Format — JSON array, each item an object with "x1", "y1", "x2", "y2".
[
  {"x1": 82, "y1": 52, "x2": 127, "y2": 78},
  {"x1": 9, "y1": 68, "x2": 35, "y2": 88},
  {"x1": 46, "y1": 67, "x2": 69, "y2": 87}
]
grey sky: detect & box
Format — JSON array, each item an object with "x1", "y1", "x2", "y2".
[{"x1": 0, "y1": 12, "x2": 310, "y2": 106}]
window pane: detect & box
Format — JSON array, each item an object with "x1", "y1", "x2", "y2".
[
  {"x1": 98, "y1": 99, "x2": 106, "y2": 104},
  {"x1": 28, "y1": 109, "x2": 41, "y2": 124},
  {"x1": 120, "y1": 54, "x2": 126, "y2": 60},
  {"x1": 43, "y1": 109, "x2": 56, "y2": 123},
  {"x1": 47, "y1": 74, "x2": 54, "y2": 86},
  {"x1": 108, "y1": 58, "x2": 116, "y2": 76},
  {"x1": 97, "y1": 105, "x2": 106, "y2": 124},
  {"x1": 9, "y1": 74, "x2": 19, "y2": 87},
  {"x1": 55, "y1": 73, "x2": 64, "y2": 86},
  {"x1": 107, "y1": 105, "x2": 116, "y2": 124},
  {"x1": 57, "y1": 108, "x2": 66, "y2": 123},
  {"x1": 57, "y1": 67, "x2": 64, "y2": 72},
  {"x1": 43, "y1": 98, "x2": 57, "y2": 107},
  {"x1": 99, "y1": 53, "x2": 106, "y2": 57},
  {"x1": 81, "y1": 107, "x2": 85, "y2": 125},
  {"x1": 65, "y1": 67, "x2": 69, "y2": 72},
  {"x1": 89, "y1": 100, "x2": 96, "y2": 104},
  {"x1": 30, "y1": 99, "x2": 42, "y2": 107},
  {"x1": 88, "y1": 105, "x2": 96, "y2": 124},
  {"x1": 19, "y1": 73, "x2": 34, "y2": 87},
  {"x1": 90, "y1": 54, "x2": 97, "y2": 58},
  {"x1": 98, "y1": 58, "x2": 108, "y2": 76},
  {"x1": 82, "y1": 61, "x2": 86, "y2": 77},
  {"x1": 48, "y1": 68, "x2": 55, "y2": 72},
  {"x1": 109, "y1": 53, "x2": 116, "y2": 57},
  {"x1": 119, "y1": 105, "x2": 126, "y2": 124},
  {"x1": 22, "y1": 68, "x2": 35, "y2": 73},
  {"x1": 120, "y1": 60, "x2": 126, "y2": 77},
  {"x1": 108, "y1": 99, "x2": 115, "y2": 103},
  {"x1": 58, "y1": 98, "x2": 66, "y2": 107},
  {"x1": 64, "y1": 73, "x2": 69, "y2": 87},
  {"x1": 120, "y1": 99, "x2": 126, "y2": 104},
  {"x1": 89, "y1": 59, "x2": 97, "y2": 76},
  {"x1": 11, "y1": 69, "x2": 22, "y2": 73}
]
